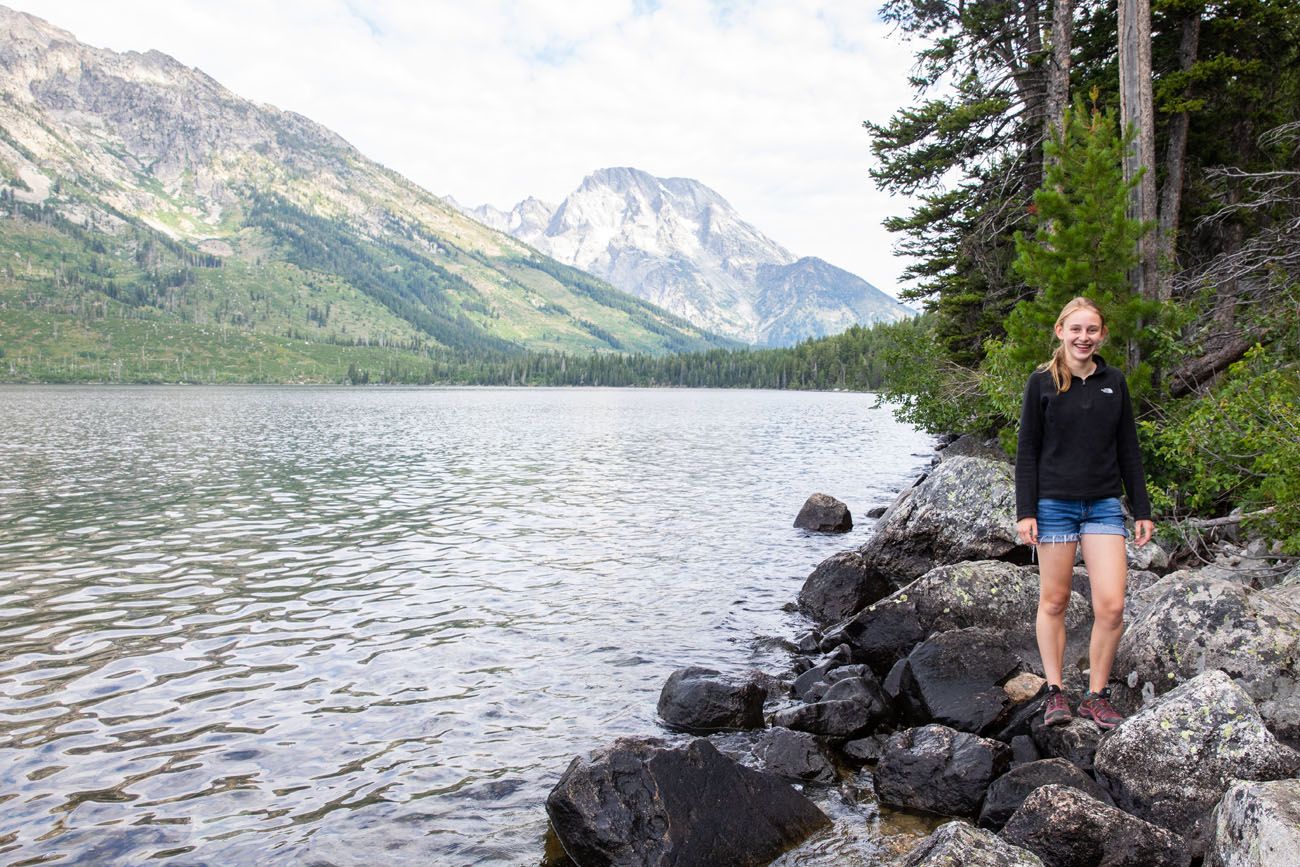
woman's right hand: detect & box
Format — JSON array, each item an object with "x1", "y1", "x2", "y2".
[{"x1": 1017, "y1": 517, "x2": 1038, "y2": 546}]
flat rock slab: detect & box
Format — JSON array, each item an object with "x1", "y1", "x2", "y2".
[
  {"x1": 875, "y1": 724, "x2": 1010, "y2": 818},
  {"x1": 546, "y1": 736, "x2": 831, "y2": 867},
  {"x1": 857, "y1": 457, "x2": 1022, "y2": 580},
  {"x1": 1094, "y1": 669, "x2": 1300, "y2": 858},
  {"x1": 903, "y1": 820, "x2": 1045, "y2": 867},
  {"x1": 1207, "y1": 778, "x2": 1300, "y2": 867},
  {"x1": 657, "y1": 666, "x2": 765, "y2": 733},
  {"x1": 795, "y1": 493, "x2": 853, "y2": 532},
  {"x1": 999, "y1": 784, "x2": 1190, "y2": 867},
  {"x1": 1114, "y1": 573, "x2": 1300, "y2": 744}
]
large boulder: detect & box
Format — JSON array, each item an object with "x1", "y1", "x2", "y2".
[
  {"x1": 893, "y1": 627, "x2": 1026, "y2": 735},
  {"x1": 857, "y1": 457, "x2": 1023, "y2": 580},
  {"x1": 978, "y1": 758, "x2": 1114, "y2": 830},
  {"x1": 1206, "y1": 778, "x2": 1300, "y2": 867},
  {"x1": 1113, "y1": 574, "x2": 1300, "y2": 744},
  {"x1": 1094, "y1": 670, "x2": 1300, "y2": 857},
  {"x1": 657, "y1": 667, "x2": 765, "y2": 733},
  {"x1": 875, "y1": 724, "x2": 1011, "y2": 818},
  {"x1": 823, "y1": 560, "x2": 1091, "y2": 673},
  {"x1": 903, "y1": 821, "x2": 1045, "y2": 867},
  {"x1": 998, "y1": 785, "x2": 1190, "y2": 867},
  {"x1": 794, "y1": 493, "x2": 852, "y2": 532},
  {"x1": 798, "y1": 551, "x2": 893, "y2": 625},
  {"x1": 545, "y1": 736, "x2": 831, "y2": 866}
]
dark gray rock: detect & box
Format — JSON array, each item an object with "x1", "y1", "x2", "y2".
[
  {"x1": 1206, "y1": 778, "x2": 1300, "y2": 867},
  {"x1": 546, "y1": 736, "x2": 831, "y2": 866},
  {"x1": 1009, "y1": 735, "x2": 1040, "y2": 768},
  {"x1": 903, "y1": 820, "x2": 1045, "y2": 867},
  {"x1": 1029, "y1": 715, "x2": 1101, "y2": 774},
  {"x1": 794, "y1": 493, "x2": 853, "y2": 533},
  {"x1": 771, "y1": 674, "x2": 891, "y2": 740},
  {"x1": 875, "y1": 724, "x2": 1011, "y2": 818},
  {"x1": 794, "y1": 629, "x2": 822, "y2": 655},
  {"x1": 1114, "y1": 573, "x2": 1300, "y2": 744},
  {"x1": 798, "y1": 551, "x2": 893, "y2": 625},
  {"x1": 978, "y1": 758, "x2": 1114, "y2": 831},
  {"x1": 938, "y1": 434, "x2": 1010, "y2": 464},
  {"x1": 841, "y1": 733, "x2": 890, "y2": 766},
  {"x1": 657, "y1": 667, "x2": 765, "y2": 733},
  {"x1": 894, "y1": 627, "x2": 1026, "y2": 735},
  {"x1": 856, "y1": 457, "x2": 1022, "y2": 580},
  {"x1": 998, "y1": 784, "x2": 1190, "y2": 867},
  {"x1": 822, "y1": 596, "x2": 928, "y2": 676},
  {"x1": 1094, "y1": 669, "x2": 1300, "y2": 858},
  {"x1": 754, "y1": 727, "x2": 837, "y2": 785},
  {"x1": 866, "y1": 506, "x2": 888, "y2": 519}
]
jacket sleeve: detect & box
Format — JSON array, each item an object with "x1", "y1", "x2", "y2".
[
  {"x1": 1116, "y1": 375, "x2": 1152, "y2": 520},
  {"x1": 1014, "y1": 374, "x2": 1042, "y2": 520}
]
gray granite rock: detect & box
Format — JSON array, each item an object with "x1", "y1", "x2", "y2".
[
  {"x1": 903, "y1": 820, "x2": 1044, "y2": 866},
  {"x1": 1113, "y1": 574, "x2": 1300, "y2": 744},
  {"x1": 875, "y1": 724, "x2": 1010, "y2": 818},
  {"x1": 1206, "y1": 778, "x2": 1300, "y2": 867},
  {"x1": 794, "y1": 493, "x2": 853, "y2": 533},
  {"x1": 978, "y1": 758, "x2": 1114, "y2": 830},
  {"x1": 798, "y1": 550, "x2": 892, "y2": 625},
  {"x1": 657, "y1": 666, "x2": 765, "y2": 733},
  {"x1": 754, "y1": 726, "x2": 837, "y2": 785},
  {"x1": 1094, "y1": 670, "x2": 1300, "y2": 858}
]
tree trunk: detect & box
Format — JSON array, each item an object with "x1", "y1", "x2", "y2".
[
  {"x1": 1119, "y1": 0, "x2": 1158, "y2": 374},
  {"x1": 1045, "y1": 0, "x2": 1074, "y2": 143},
  {"x1": 1157, "y1": 12, "x2": 1202, "y2": 301},
  {"x1": 1023, "y1": 0, "x2": 1047, "y2": 193}
]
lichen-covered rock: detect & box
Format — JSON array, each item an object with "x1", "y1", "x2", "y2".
[
  {"x1": 794, "y1": 493, "x2": 853, "y2": 533},
  {"x1": 1094, "y1": 670, "x2": 1300, "y2": 857},
  {"x1": 1127, "y1": 537, "x2": 1170, "y2": 571},
  {"x1": 822, "y1": 560, "x2": 1091, "y2": 672},
  {"x1": 1113, "y1": 574, "x2": 1300, "y2": 744},
  {"x1": 893, "y1": 627, "x2": 1026, "y2": 735},
  {"x1": 657, "y1": 666, "x2": 765, "y2": 733},
  {"x1": 999, "y1": 785, "x2": 1190, "y2": 867},
  {"x1": 875, "y1": 724, "x2": 1010, "y2": 818},
  {"x1": 903, "y1": 820, "x2": 1045, "y2": 866},
  {"x1": 857, "y1": 457, "x2": 1023, "y2": 579},
  {"x1": 546, "y1": 736, "x2": 831, "y2": 866},
  {"x1": 1206, "y1": 778, "x2": 1300, "y2": 867},
  {"x1": 798, "y1": 551, "x2": 892, "y2": 625},
  {"x1": 977, "y1": 758, "x2": 1114, "y2": 831},
  {"x1": 754, "y1": 727, "x2": 837, "y2": 785}
]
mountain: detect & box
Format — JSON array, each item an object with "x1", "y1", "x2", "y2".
[
  {"x1": 0, "y1": 8, "x2": 732, "y2": 383},
  {"x1": 466, "y1": 167, "x2": 914, "y2": 346}
]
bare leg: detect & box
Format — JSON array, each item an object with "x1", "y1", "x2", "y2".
[
  {"x1": 1036, "y1": 542, "x2": 1077, "y2": 687},
  {"x1": 1080, "y1": 534, "x2": 1128, "y2": 692}
]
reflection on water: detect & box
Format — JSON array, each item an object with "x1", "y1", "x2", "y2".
[{"x1": 0, "y1": 386, "x2": 932, "y2": 865}]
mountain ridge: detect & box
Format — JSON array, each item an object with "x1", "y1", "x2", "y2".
[
  {"x1": 466, "y1": 167, "x2": 913, "y2": 346},
  {"x1": 0, "y1": 5, "x2": 732, "y2": 383}
]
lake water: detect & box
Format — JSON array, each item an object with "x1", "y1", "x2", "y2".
[{"x1": 0, "y1": 386, "x2": 933, "y2": 865}]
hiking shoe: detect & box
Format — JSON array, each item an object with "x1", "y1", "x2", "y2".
[
  {"x1": 1078, "y1": 688, "x2": 1124, "y2": 730},
  {"x1": 1043, "y1": 687, "x2": 1072, "y2": 726}
]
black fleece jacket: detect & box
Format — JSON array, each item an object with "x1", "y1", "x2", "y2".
[{"x1": 1014, "y1": 355, "x2": 1151, "y2": 521}]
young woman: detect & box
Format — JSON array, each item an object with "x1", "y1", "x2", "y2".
[{"x1": 1014, "y1": 297, "x2": 1154, "y2": 729}]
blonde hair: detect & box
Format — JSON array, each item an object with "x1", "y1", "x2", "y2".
[{"x1": 1037, "y1": 296, "x2": 1107, "y2": 393}]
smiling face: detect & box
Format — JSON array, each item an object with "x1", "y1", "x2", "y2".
[{"x1": 1055, "y1": 307, "x2": 1106, "y2": 365}]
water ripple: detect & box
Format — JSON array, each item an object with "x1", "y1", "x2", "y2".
[{"x1": 0, "y1": 385, "x2": 931, "y2": 865}]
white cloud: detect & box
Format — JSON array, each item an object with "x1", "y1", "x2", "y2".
[{"x1": 11, "y1": 0, "x2": 923, "y2": 296}]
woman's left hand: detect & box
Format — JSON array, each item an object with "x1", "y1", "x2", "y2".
[{"x1": 1134, "y1": 519, "x2": 1154, "y2": 547}]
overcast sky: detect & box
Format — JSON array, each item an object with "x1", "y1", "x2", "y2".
[{"x1": 13, "y1": 0, "x2": 923, "y2": 297}]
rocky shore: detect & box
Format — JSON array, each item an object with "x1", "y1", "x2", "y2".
[{"x1": 541, "y1": 439, "x2": 1300, "y2": 866}]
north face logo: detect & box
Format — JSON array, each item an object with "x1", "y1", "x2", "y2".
[{"x1": 1101, "y1": 387, "x2": 1114, "y2": 394}]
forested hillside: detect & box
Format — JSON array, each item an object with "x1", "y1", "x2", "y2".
[{"x1": 865, "y1": 0, "x2": 1300, "y2": 550}]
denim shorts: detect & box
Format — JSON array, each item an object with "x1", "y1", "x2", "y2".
[{"x1": 1036, "y1": 497, "x2": 1128, "y2": 543}]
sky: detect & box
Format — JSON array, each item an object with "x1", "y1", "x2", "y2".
[{"x1": 12, "y1": 0, "x2": 923, "y2": 297}]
